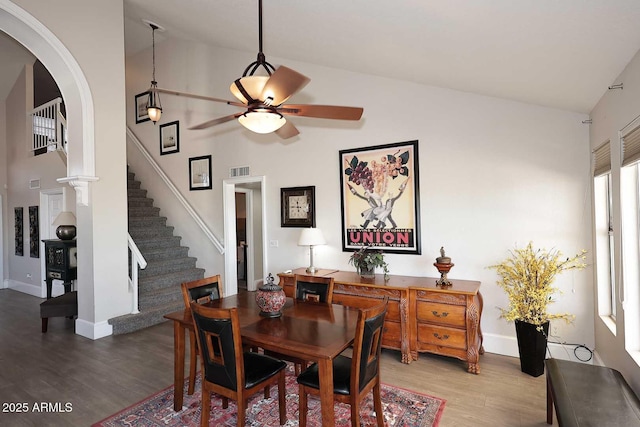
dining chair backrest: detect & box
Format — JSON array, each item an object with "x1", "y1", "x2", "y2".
[
  {"x1": 352, "y1": 297, "x2": 388, "y2": 393},
  {"x1": 294, "y1": 274, "x2": 334, "y2": 304},
  {"x1": 181, "y1": 275, "x2": 222, "y2": 309},
  {"x1": 190, "y1": 303, "x2": 242, "y2": 392}
]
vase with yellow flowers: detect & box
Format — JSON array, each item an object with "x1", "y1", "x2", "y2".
[{"x1": 489, "y1": 242, "x2": 586, "y2": 377}]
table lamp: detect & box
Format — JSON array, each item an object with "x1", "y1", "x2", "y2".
[
  {"x1": 298, "y1": 228, "x2": 326, "y2": 274},
  {"x1": 53, "y1": 211, "x2": 77, "y2": 240}
]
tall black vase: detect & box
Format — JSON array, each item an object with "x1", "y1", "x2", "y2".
[{"x1": 515, "y1": 320, "x2": 549, "y2": 377}]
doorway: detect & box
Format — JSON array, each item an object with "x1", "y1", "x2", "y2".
[
  {"x1": 223, "y1": 176, "x2": 267, "y2": 296},
  {"x1": 39, "y1": 189, "x2": 64, "y2": 298}
]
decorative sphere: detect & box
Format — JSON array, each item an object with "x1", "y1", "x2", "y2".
[{"x1": 56, "y1": 225, "x2": 76, "y2": 240}]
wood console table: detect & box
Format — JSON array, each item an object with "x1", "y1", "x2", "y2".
[{"x1": 278, "y1": 268, "x2": 484, "y2": 373}]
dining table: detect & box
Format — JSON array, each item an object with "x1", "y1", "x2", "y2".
[{"x1": 163, "y1": 291, "x2": 360, "y2": 427}]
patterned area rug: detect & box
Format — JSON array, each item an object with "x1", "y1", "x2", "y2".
[{"x1": 93, "y1": 365, "x2": 445, "y2": 426}]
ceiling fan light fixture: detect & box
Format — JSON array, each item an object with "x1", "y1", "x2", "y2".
[
  {"x1": 238, "y1": 111, "x2": 286, "y2": 134},
  {"x1": 230, "y1": 76, "x2": 269, "y2": 104}
]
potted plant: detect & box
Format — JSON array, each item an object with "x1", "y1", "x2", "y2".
[
  {"x1": 349, "y1": 247, "x2": 390, "y2": 279},
  {"x1": 489, "y1": 242, "x2": 586, "y2": 377}
]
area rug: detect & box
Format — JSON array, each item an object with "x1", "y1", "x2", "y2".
[{"x1": 93, "y1": 365, "x2": 445, "y2": 426}]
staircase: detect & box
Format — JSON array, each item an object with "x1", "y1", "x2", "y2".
[{"x1": 108, "y1": 169, "x2": 205, "y2": 334}]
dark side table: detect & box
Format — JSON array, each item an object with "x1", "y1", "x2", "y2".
[{"x1": 42, "y1": 239, "x2": 77, "y2": 299}]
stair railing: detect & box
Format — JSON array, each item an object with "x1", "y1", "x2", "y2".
[
  {"x1": 30, "y1": 97, "x2": 66, "y2": 153},
  {"x1": 128, "y1": 233, "x2": 147, "y2": 314},
  {"x1": 126, "y1": 127, "x2": 224, "y2": 254}
]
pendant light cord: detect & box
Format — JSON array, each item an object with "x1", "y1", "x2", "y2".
[{"x1": 151, "y1": 23, "x2": 158, "y2": 84}]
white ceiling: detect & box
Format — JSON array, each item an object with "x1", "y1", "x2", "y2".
[
  {"x1": 123, "y1": 0, "x2": 640, "y2": 114},
  {"x1": 2, "y1": 1, "x2": 640, "y2": 114}
]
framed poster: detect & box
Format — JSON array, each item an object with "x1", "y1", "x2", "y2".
[
  {"x1": 14, "y1": 207, "x2": 23, "y2": 256},
  {"x1": 135, "y1": 91, "x2": 150, "y2": 124},
  {"x1": 281, "y1": 186, "x2": 316, "y2": 228},
  {"x1": 339, "y1": 140, "x2": 421, "y2": 254},
  {"x1": 189, "y1": 155, "x2": 212, "y2": 190},
  {"x1": 29, "y1": 206, "x2": 39, "y2": 258}
]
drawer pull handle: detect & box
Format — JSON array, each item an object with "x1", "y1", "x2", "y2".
[
  {"x1": 433, "y1": 333, "x2": 449, "y2": 340},
  {"x1": 432, "y1": 311, "x2": 449, "y2": 318}
]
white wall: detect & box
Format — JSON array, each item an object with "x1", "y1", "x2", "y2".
[
  {"x1": 126, "y1": 37, "x2": 594, "y2": 357},
  {"x1": 590, "y1": 46, "x2": 640, "y2": 390},
  {"x1": 5, "y1": 63, "x2": 66, "y2": 296}
]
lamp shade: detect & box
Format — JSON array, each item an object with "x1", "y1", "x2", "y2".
[
  {"x1": 52, "y1": 211, "x2": 76, "y2": 227},
  {"x1": 238, "y1": 111, "x2": 286, "y2": 134},
  {"x1": 298, "y1": 228, "x2": 326, "y2": 246}
]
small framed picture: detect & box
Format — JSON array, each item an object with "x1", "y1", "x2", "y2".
[
  {"x1": 135, "y1": 91, "x2": 150, "y2": 124},
  {"x1": 281, "y1": 186, "x2": 316, "y2": 228},
  {"x1": 160, "y1": 121, "x2": 179, "y2": 155},
  {"x1": 189, "y1": 155, "x2": 212, "y2": 191}
]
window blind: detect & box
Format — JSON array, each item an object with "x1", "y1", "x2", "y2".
[
  {"x1": 622, "y1": 125, "x2": 640, "y2": 167},
  {"x1": 593, "y1": 140, "x2": 611, "y2": 177}
]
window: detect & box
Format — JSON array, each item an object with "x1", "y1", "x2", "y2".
[
  {"x1": 621, "y1": 125, "x2": 640, "y2": 357},
  {"x1": 593, "y1": 141, "x2": 616, "y2": 323}
]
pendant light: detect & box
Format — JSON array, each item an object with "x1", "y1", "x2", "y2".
[{"x1": 145, "y1": 21, "x2": 162, "y2": 124}]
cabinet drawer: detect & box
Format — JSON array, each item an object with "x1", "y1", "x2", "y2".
[
  {"x1": 417, "y1": 324, "x2": 466, "y2": 350},
  {"x1": 416, "y1": 301, "x2": 465, "y2": 327},
  {"x1": 382, "y1": 320, "x2": 402, "y2": 348},
  {"x1": 333, "y1": 294, "x2": 401, "y2": 322}
]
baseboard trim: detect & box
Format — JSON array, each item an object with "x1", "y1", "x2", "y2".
[
  {"x1": 483, "y1": 332, "x2": 595, "y2": 364},
  {"x1": 6, "y1": 279, "x2": 43, "y2": 297},
  {"x1": 75, "y1": 318, "x2": 113, "y2": 340}
]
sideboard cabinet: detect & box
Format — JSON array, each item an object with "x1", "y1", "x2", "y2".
[{"x1": 278, "y1": 268, "x2": 484, "y2": 373}]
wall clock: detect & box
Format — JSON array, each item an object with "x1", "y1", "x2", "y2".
[{"x1": 281, "y1": 186, "x2": 316, "y2": 227}]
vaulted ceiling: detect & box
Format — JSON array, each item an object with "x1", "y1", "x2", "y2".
[
  {"x1": 3, "y1": 1, "x2": 640, "y2": 114},
  {"x1": 123, "y1": 0, "x2": 640, "y2": 114}
]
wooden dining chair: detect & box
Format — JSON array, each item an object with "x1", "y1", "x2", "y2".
[
  {"x1": 190, "y1": 303, "x2": 287, "y2": 427},
  {"x1": 265, "y1": 274, "x2": 335, "y2": 375},
  {"x1": 181, "y1": 275, "x2": 222, "y2": 395},
  {"x1": 293, "y1": 274, "x2": 335, "y2": 304},
  {"x1": 296, "y1": 297, "x2": 388, "y2": 427}
]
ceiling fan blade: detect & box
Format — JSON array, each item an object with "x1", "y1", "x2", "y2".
[
  {"x1": 156, "y1": 88, "x2": 245, "y2": 108},
  {"x1": 189, "y1": 113, "x2": 242, "y2": 130},
  {"x1": 275, "y1": 120, "x2": 300, "y2": 139},
  {"x1": 278, "y1": 104, "x2": 364, "y2": 120},
  {"x1": 261, "y1": 66, "x2": 310, "y2": 106}
]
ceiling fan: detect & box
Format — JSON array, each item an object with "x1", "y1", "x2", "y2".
[{"x1": 158, "y1": 0, "x2": 363, "y2": 139}]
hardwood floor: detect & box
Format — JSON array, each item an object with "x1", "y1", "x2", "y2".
[{"x1": 0, "y1": 289, "x2": 550, "y2": 426}]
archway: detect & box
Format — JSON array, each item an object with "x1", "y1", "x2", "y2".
[{"x1": 0, "y1": 0, "x2": 96, "y2": 336}]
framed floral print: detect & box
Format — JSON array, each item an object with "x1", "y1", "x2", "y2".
[{"x1": 339, "y1": 140, "x2": 421, "y2": 254}]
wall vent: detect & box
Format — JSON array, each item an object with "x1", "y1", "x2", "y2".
[
  {"x1": 229, "y1": 166, "x2": 250, "y2": 178},
  {"x1": 29, "y1": 179, "x2": 41, "y2": 189}
]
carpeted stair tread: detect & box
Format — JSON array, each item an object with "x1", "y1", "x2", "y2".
[
  {"x1": 127, "y1": 188, "x2": 148, "y2": 198},
  {"x1": 128, "y1": 197, "x2": 154, "y2": 207},
  {"x1": 141, "y1": 246, "x2": 190, "y2": 261},
  {"x1": 138, "y1": 286, "x2": 184, "y2": 311},
  {"x1": 128, "y1": 206, "x2": 161, "y2": 217},
  {"x1": 128, "y1": 216, "x2": 168, "y2": 227},
  {"x1": 138, "y1": 268, "x2": 206, "y2": 292},
  {"x1": 129, "y1": 226, "x2": 175, "y2": 239},
  {"x1": 109, "y1": 300, "x2": 185, "y2": 335},
  {"x1": 135, "y1": 236, "x2": 183, "y2": 251},
  {"x1": 139, "y1": 257, "x2": 198, "y2": 277}
]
